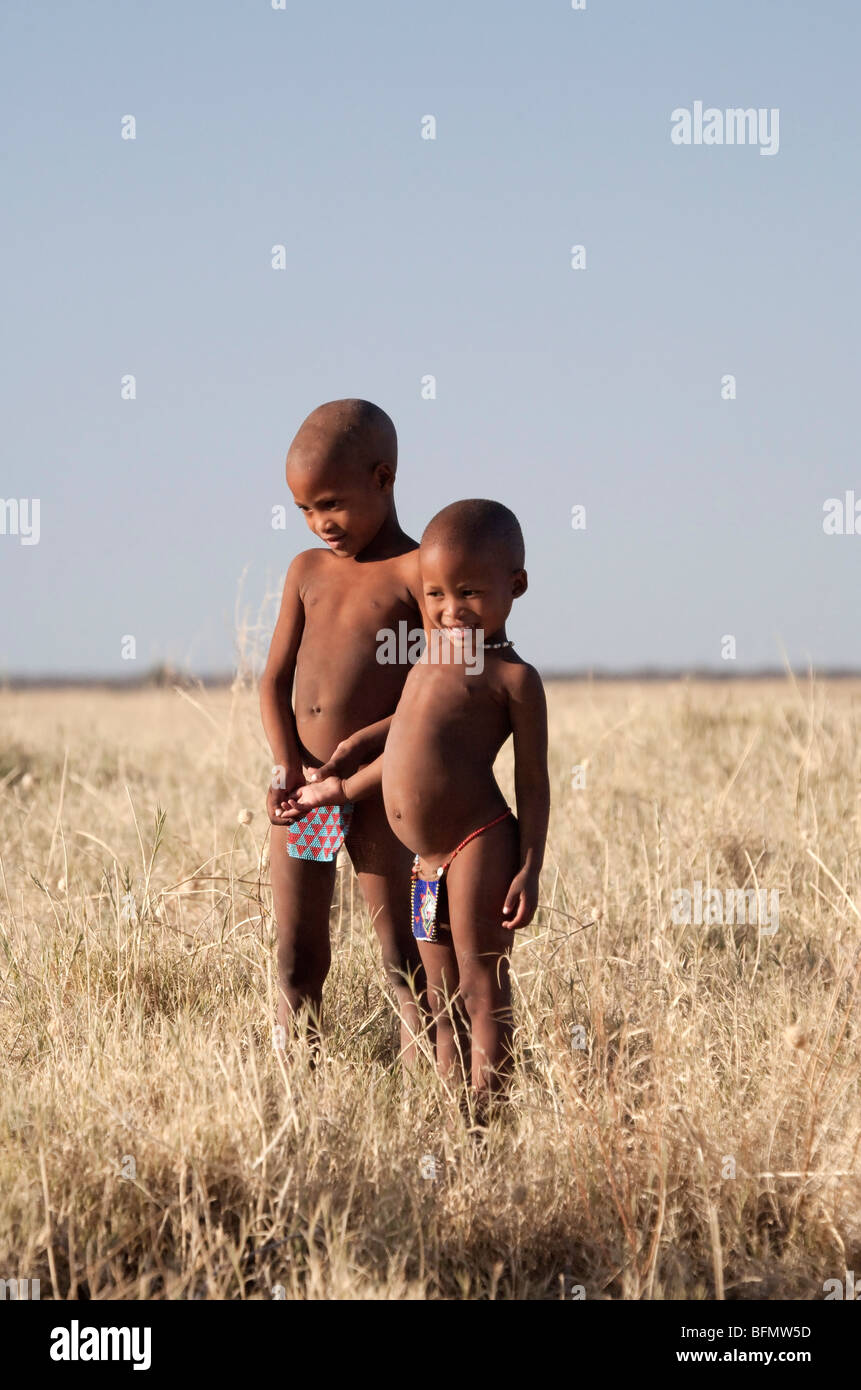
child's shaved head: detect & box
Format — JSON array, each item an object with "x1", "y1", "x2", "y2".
[
  {"x1": 422, "y1": 499, "x2": 525, "y2": 569},
  {"x1": 287, "y1": 399, "x2": 397, "y2": 478},
  {"x1": 285, "y1": 399, "x2": 403, "y2": 559}
]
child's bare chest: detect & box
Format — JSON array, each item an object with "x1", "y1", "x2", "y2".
[
  {"x1": 302, "y1": 565, "x2": 415, "y2": 638},
  {"x1": 403, "y1": 663, "x2": 510, "y2": 745}
]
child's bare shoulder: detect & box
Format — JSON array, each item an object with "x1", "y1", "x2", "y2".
[
  {"x1": 284, "y1": 543, "x2": 420, "y2": 610},
  {"x1": 283, "y1": 547, "x2": 332, "y2": 594},
  {"x1": 285, "y1": 546, "x2": 327, "y2": 575},
  {"x1": 499, "y1": 654, "x2": 545, "y2": 702},
  {"x1": 392, "y1": 544, "x2": 421, "y2": 599},
  {"x1": 357, "y1": 540, "x2": 421, "y2": 605}
]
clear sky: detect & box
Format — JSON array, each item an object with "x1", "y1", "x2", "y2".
[{"x1": 2, "y1": 0, "x2": 859, "y2": 677}]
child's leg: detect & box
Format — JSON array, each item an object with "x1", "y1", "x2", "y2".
[
  {"x1": 443, "y1": 816, "x2": 519, "y2": 1097},
  {"x1": 418, "y1": 929, "x2": 470, "y2": 1084},
  {"x1": 269, "y1": 823, "x2": 337, "y2": 1037},
  {"x1": 346, "y1": 795, "x2": 426, "y2": 1066}
]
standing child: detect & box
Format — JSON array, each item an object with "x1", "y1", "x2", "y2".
[
  {"x1": 259, "y1": 399, "x2": 424, "y2": 1058},
  {"x1": 284, "y1": 500, "x2": 550, "y2": 1101}
]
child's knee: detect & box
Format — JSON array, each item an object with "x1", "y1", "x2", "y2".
[
  {"x1": 460, "y1": 976, "x2": 509, "y2": 1026},
  {"x1": 376, "y1": 930, "x2": 421, "y2": 987},
  {"x1": 276, "y1": 937, "x2": 328, "y2": 996}
]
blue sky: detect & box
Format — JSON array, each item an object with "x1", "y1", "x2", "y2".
[{"x1": 2, "y1": 0, "x2": 859, "y2": 676}]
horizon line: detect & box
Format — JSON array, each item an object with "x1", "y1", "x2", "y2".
[{"x1": 3, "y1": 665, "x2": 861, "y2": 690}]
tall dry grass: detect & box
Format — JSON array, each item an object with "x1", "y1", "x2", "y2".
[{"x1": 1, "y1": 674, "x2": 859, "y2": 1299}]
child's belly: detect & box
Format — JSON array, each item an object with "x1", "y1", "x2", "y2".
[
  {"x1": 294, "y1": 650, "x2": 406, "y2": 761},
  {"x1": 382, "y1": 691, "x2": 509, "y2": 860},
  {"x1": 293, "y1": 625, "x2": 410, "y2": 763}
]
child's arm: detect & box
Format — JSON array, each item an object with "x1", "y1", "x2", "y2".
[
  {"x1": 308, "y1": 551, "x2": 421, "y2": 782},
  {"x1": 259, "y1": 557, "x2": 307, "y2": 822},
  {"x1": 309, "y1": 715, "x2": 393, "y2": 783},
  {"x1": 502, "y1": 665, "x2": 550, "y2": 930},
  {"x1": 280, "y1": 753, "x2": 384, "y2": 817}
]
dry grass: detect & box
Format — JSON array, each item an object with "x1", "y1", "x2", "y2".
[{"x1": 1, "y1": 675, "x2": 859, "y2": 1300}]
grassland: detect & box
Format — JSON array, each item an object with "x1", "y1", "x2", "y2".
[{"x1": 1, "y1": 676, "x2": 859, "y2": 1299}]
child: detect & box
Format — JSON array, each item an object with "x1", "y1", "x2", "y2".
[
  {"x1": 259, "y1": 398, "x2": 425, "y2": 1057},
  {"x1": 285, "y1": 499, "x2": 550, "y2": 1099}
]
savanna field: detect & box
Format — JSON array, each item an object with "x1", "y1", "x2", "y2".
[{"x1": 1, "y1": 677, "x2": 859, "y2": 1300}]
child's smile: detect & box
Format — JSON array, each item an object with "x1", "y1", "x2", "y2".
[{"x1": 420, "y1": 541, "x2": 527, "y2": 647}]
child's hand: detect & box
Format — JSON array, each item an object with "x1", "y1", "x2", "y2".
[
  {"x1": 501, "y1": 868, "x2": 540, "y2": 930},
  {"x1": 306, "y1": 739, "x2": 352, "y2": 784},
  {"x1": 266, "y1": 767, "x2": 303, "y2": 825},
  {"x1": 279, "y1": 775, "x2": 348, "y2": 818}
]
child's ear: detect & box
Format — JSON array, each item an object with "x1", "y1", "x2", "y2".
[
  {"x1": 512, "y1": 568, "x2": 528, "y2": 598},
  {"x1": 373, "y1": 461, "x2": 395, "y2": 491}
]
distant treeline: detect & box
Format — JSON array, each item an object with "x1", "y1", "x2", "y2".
[{"x1": 3, "y1": 664, "x2": 861, "y2": 690}]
